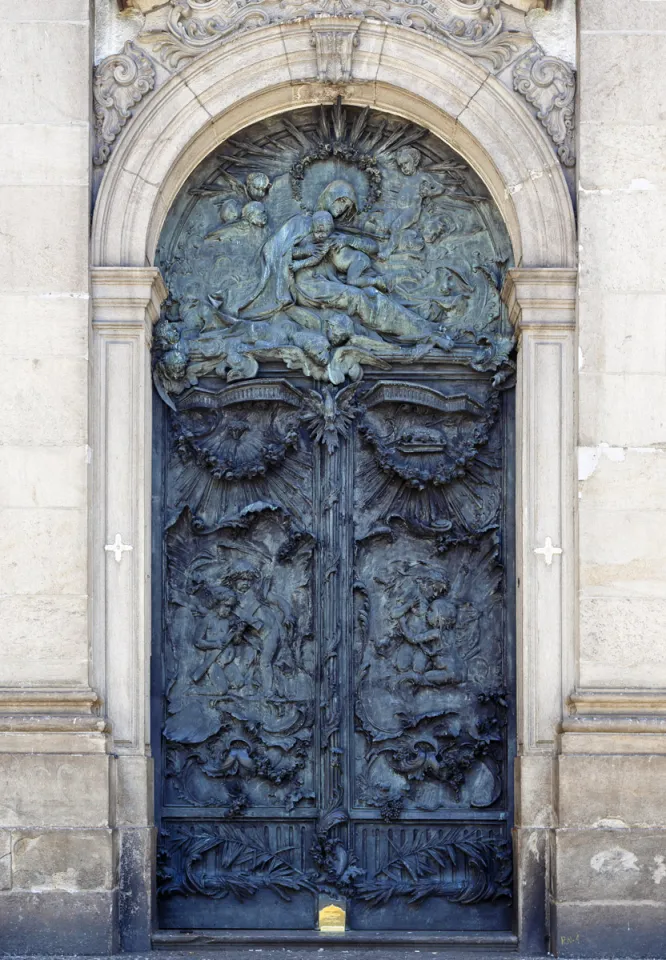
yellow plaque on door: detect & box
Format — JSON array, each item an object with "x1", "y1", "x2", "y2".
[{"x1": 319, "y1": 903, "x2": 345, "y2": 932}]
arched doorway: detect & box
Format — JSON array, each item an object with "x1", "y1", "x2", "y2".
[{"x1": 151, "y1": 101, "x2": 515, "y2": 935}]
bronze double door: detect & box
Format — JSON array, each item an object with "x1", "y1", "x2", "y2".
[
  {"x1": 151, "y1": 102, "x2": 515, "y2": 935},
  {"x1": 153, "y1": 368, "x2": 514, "y2": 934}
]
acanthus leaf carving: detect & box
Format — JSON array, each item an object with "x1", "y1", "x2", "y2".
[
  {"x1": 310, "y1": 19, "x2": 361, "y2": 84},
  {"x1": 93, "y1": 40, "x2": 156, "y2": 166},
  {"x1": 513, "y1": 47, "x2": 575, "y2": 167}
]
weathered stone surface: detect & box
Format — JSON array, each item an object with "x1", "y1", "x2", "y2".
[
  {"x1": 514, "y1": 827, "x2": 549, "y2": 954},
  {"x1": 578, "y1": 293, "x2": 666, "y2": 376},
  {"x1": 579, "y1": 124, "x2": 666, "y2": 195},
  {"x1": 0, "y1": 507, "x2": 87, "y2": 595},
  {"x1": 115, "y1": 756, "x2": 153, "y2": 827},
  {"x1": 0, "y1": 186, "x2": 89, "y2": 293},
  {"x1": 0, "y1": 1, "x2": 89, "y2": 22},
  {"x1": 0, "y1": 831, "x2": 11, "y2": 890},
  {"x1": 579, "y1": 192, "x2": 666, "y2": 295},
  {"x1": 117, "y1": 826, "x2": 153, "y2": 951},
  {"x1": 0, "y1": 595, "x2": 88, "y2": 686},
  {"x1": 580, "y1": 0, "x2": 666, "y2": 33},
  {"x1": 0, "y1": 294, "x2": 89, "y2": 358},
  {"x1": 12, "y1": 829, "x2": 113, "y2": 891},
  {"x1": 579, "y1": 596, "x2": 666, "y2": 689},
  {"x1": 0, "y1": 21, "x2": 89, "y2": 124},
  {"x1": 0, "y1": 357, "x2": 88, "y2": 446},
  {"x1": 552, "y1": 900, "x2": 666, "y2": 959},
  {"x1": 579, "y1": 446, "x2": 666, "y2": 512},
  {"x1": 555, "y1": 828, "x2": 666, "y2": 902},
  {"x1": 0, "y1": 124, "x2": 89, "y2": 187},
  {"x1": 579, "y1": 33, "x2": 666, "y2": 127},
  {"x1": 579, "y1": 506, "x2": 666, "y2": 570},
  {"x1": 515, "y1": 754, "x2": 554, "y2": 828},
  {"x1": 0, "y1": 446, "x2": 87, "y2": 509},
  {"x1": 559, "y1": 755, "x2": 666, "y2": 828},
  {"x1": 0, "y1": 891, "x2": 116, "y2": 955},
  {"x1": 578, "y1": 372, "x2": 666, "y2": 445},
  {"x1": 0, "y1": 755, "x2": 111, "y2": 828}
]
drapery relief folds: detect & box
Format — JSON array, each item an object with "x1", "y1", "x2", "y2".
[{"x1": 93, "y1": 1, "x2": 575, "y2": 171}]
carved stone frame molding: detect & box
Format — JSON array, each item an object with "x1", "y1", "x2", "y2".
[{"x1": 90, "y1": 22, "x2": 576, "y2": 950}]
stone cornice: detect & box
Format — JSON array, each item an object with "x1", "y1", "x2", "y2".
[
  {"x1": 0, "y1": 687, "x2": 100, "y2": 715},
  {"x1": 91, "y1": 266, "x2": 167, "y2": 332},
  {"x1": 501, "y1": 267, "x2": 577, "y2": 331}
]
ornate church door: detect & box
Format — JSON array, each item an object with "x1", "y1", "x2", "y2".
[{"x1": 152, "y1": 102, "x2": 515, "y2": 935}]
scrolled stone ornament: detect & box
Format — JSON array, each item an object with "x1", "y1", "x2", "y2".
[
  {"x1": 93, "y1": 41, "x2": 156, "y2": 165},
  {"x1": 513, "y1": 48, "x2": 576, "y2": 167}
]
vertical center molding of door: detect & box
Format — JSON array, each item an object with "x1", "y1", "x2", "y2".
[
  {"x1": 502, "y1": 269, "x2": 576, "y2": 753},
  {"x1": 316, "y1": 400, "x2": 348, "y2": 851},
  {"x1": 92, "y1": 267, "x2": 167, "y2": 752}
]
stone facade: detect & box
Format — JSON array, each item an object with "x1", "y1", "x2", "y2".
[{"x1": 0, "y1": 0, "x2": 665, "y2": 955}]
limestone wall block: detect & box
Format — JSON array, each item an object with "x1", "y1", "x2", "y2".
[
  {"x1": 0, "y1": 20, "x2": 89, "y2": 124},
  {"x1": 578, "y1": 372, "x2": 666, "y2": 445},
  {"x1": 0, "y1": 125, "x2": 88, "y2": 188},
  {"x1": 0, "y1": 731, "x2": 108, "y2": 756},
  {"x1": 579, "y1": 596, "x2": 666, "y2": 688},
  {"x1": 0, "y1": 755, "x2": 111, "y2": 829},
  {"x1": 579, "y1": 506, "x2": 666, "y2": 568},
  {"x1": 578, "y1": 447, "x2": 666, "y2": 512},
  {"x1": 0, "y1": 1, "x2": 89, "y2": 22},
  {"x1": 0, "y1": 508, "x2": 87, "y2": 595},
  {"x1": 552, "y1": 901, "x2": 665, "y2": 960},
  {"x1": 11, "y1": 829, "x2": 113, "y2": 891},
  {"x1": 578, "y1": 293, "x2": 666, "y2": 376},
  {"x1": 0, "y1": 186, "x2": 89, "y2": 293},
  {"x1": 115, "y1": 756, "x2": 153, "y2": 827},
  {"x1": 0, "y1": 446, "x2": 87, "y2": 509},
  {"x1": 580, "y1": 0, "x2": 666, "y2": 33},
  {"x1": 554, "y1": 828, "x2": 666, "y2": 902},
  {"x1": 0, "y1": 891, "x2": 115, "y2": 955},
  {"x1": 579, "y1": 33, "x2": 666, "y2": 127},
  {"x1": 558, "y1": 755, "x2": 666, "y2": 828},
  {"x1": 578, "y1": 191, "x2": 666, "y2": 294},
  {"x1": 579, "y1": 123, "x2": 666, "y2": 195},
  {"x1": 0, "y1": 295, "x2": 88, "y2": 358},
  {"x1": 0, "y1": 596, "x2": 88, "y2": 687},
  {"x1": 0, "y1": 357, "x2": 88, "y2": 445}
]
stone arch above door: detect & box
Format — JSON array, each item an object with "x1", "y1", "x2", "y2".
[{"x1": 91, "y1": 20, "x2": 576, "y2": 271}]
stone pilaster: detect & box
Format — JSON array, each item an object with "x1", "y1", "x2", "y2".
[
  {"x1": 91, "y1": 266, "x2": 166, "y2": 950},
  {"x1": 502, "y1": 267, "x2": 577, "y2": 954}
]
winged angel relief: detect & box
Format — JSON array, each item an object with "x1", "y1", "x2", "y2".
[{"x1": 154, "y1": 100, "x2": 514, "y2": 402}]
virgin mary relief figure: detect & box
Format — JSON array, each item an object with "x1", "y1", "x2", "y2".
[{"x1": 154, "y1": 103, "x2": 514, "y2": 399}]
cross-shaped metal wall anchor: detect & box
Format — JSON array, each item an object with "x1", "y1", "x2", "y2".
[
  {"x1": 104, "y1": 533, "x2": 133, "y2": 564},
  {"x1": 534, "y1": 536, "x2": 562, "y2": 566}
]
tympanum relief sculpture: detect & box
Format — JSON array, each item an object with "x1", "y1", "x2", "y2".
[
  {"x1": 153, "y1": 101, "x2": 513, "y2": 399},
  {"x1": 154, "y1": 104, "x2": 514, "y2": 932}
]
